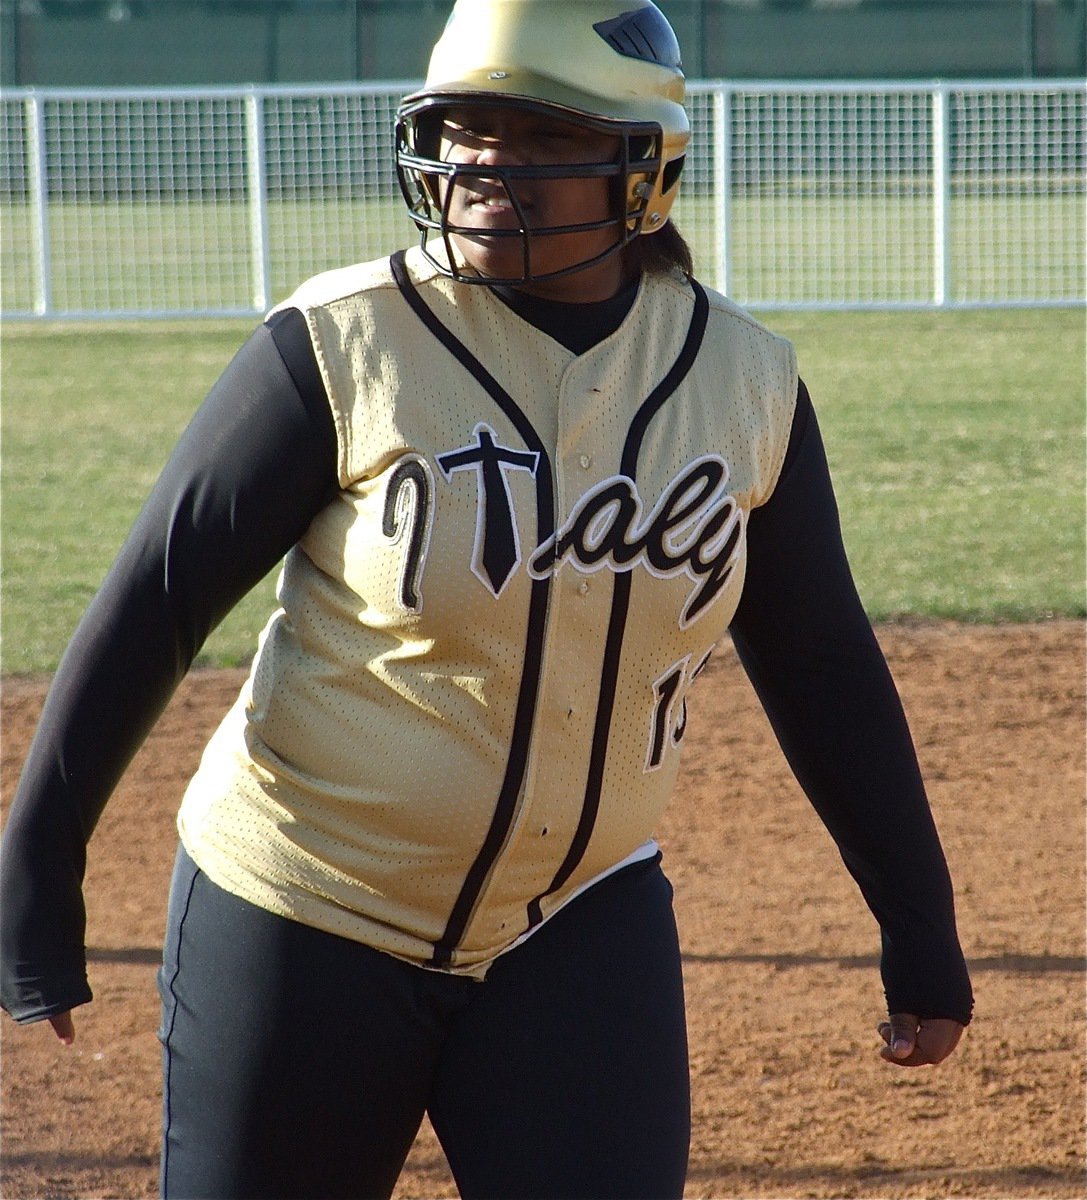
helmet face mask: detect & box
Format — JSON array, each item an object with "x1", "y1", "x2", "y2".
[
  {"x1": 395, "y1": 0, "x2": 688, "y2": 287},
  {"x1": 396, "y1": 94, "x2": 665, "y2": 286}
]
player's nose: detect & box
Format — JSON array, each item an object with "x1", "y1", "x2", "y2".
[{"x1": 474, "y1": 138, "x2": 527, "y2": 167}]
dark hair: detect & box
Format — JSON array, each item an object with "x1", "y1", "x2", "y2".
[{"x1": 626, "y1": 220, "x2": 694, "y2": 277}]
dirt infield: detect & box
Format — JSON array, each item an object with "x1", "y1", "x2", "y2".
[{"x1": 1, "y1": 621, "x2": 1084, "y2": 1200}]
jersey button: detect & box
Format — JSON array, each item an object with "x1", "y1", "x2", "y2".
[
  {"x1": 577, "y1": 579, "x2": 590, "y2": 595},
  {"x1": 579, "y1": 454, "x2": 592, "y2": 470}
]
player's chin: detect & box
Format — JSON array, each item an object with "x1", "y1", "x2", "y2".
[
  {"x1": 451, "y1": 231, "x2": 531, "y2": 279},
  {"x1": 450, "y1": 228, "x2": 612, "y2": 285}
]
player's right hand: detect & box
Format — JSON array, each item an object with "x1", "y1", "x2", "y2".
[{"x1": 47, "y1": 1011, "x2": 75, "y2": 1045}]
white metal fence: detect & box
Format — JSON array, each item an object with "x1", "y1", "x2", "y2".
[{"x1": 1, "y1": 80, "x2": 1083, "y2": 319}]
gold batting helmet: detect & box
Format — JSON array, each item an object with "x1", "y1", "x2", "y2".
[{"x1": 395, "y1": 0, "x2": 689, "y2": 284}]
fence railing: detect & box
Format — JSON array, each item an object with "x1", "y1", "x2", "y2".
[{"x1": 1, "y1": 79, "x2": 1083, "y2": 319}]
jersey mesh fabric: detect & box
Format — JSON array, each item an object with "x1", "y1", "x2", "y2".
[{"x1": 176, "y1": 249, "x2": 796, "y2": 976}]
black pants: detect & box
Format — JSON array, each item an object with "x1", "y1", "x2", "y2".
[{"x1": 158, "y1": 846, "x2": 690, "y2": 1200}]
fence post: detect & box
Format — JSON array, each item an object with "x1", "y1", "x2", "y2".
[
  {"x1": 931, "y1": 84, "x2": 952, "y2": 307},
  {"x1": 245, "y1": 87, "x2": 271, "y2": 312},
  {"x1": 714, "y1": 84, "x2": 731, "y2": 296},
  {"x1": 25, "y1": 91, "x2": 51, "y2": 317}
]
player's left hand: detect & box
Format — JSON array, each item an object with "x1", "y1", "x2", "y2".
[{"x1": 877, "y1": 1013, "x2": 964, "y2": 1067}]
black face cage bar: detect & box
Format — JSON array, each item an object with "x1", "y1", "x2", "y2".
[{"x1": 394, "y1": 94, "x2": 664, "y2": 286}]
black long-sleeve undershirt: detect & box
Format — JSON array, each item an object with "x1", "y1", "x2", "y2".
[
  {"x1": 734, "y1": 393, "x2": 971, "y2": 1023},
  {"x1": 0, "y1": 311, "x2": 337, "y2": 1024},
  {"x1": 0, "y1": 303, "x2": 973, "y2": 1028}
]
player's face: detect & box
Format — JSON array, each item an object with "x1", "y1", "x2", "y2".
[{"x1": 438, "y1": 105, "x2": 629, "y2": 301}]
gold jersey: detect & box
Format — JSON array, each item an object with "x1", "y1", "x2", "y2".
[{"x1": 177, "y1": 246, "x2": 797, "y2": 977}]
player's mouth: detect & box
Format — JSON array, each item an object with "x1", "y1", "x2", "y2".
[{"x1": 457, "y1": 185, "x2": 534, "y2": 226}]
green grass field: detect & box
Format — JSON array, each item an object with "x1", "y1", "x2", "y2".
[
  {"x1": 1, "y1": 308, "x2": 1084, "y2": 675},
  {"x1": 3, "y1": 192, "x2": 1083, "y2": 313}
]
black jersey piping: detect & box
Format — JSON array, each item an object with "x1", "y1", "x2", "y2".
[
  {"x1": 389, "y1": 250, "x2": 556, "y2": 969},
  {"x1": 526, "y1": 276, "x2": 710, "y2": 927}
]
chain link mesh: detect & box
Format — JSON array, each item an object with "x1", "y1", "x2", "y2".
[{"x1": 1, "y1": 82, "x2": 1082, "y2": 317}]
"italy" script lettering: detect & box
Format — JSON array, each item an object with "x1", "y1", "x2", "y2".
[{"x1": 527, "y1": 455, "x2": 744, "y2": 628}]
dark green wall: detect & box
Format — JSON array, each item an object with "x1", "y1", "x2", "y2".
[{"x1": 2, "y1": 0, "x2": 1084, "y2": 88}]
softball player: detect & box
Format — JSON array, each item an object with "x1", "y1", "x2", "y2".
[{"x1": 1, "y1": 2, "x2": 973, "y2": 1196}]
